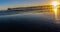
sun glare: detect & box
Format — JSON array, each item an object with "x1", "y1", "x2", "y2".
[
  {"x1": 52, "y1": 1, "x2": 59, "y2": 20},
  {"x1": 52, "y1": 1, "x2": 59, "y2": 12},
  {"x1": 52, "y1": 1, "x2": 59, "y2": 7}
]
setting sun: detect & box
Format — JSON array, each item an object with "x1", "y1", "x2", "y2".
[
  {"x1": 52, "y1": 1, "x2": 59, "y2": 14},
  {"x1": 52, "y1": 1, "x2": 59, "y2": 20},
  {"x1": 52, "y1": 1, "x2": 59, "y2": 6}
]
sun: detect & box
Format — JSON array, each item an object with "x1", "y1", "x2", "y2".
[
  {"x1": 51, "y1": 1, "x2": 59, "y2": 12},
  {"x1": 52, "y1": 1, "x2": 59, "y2": 7},
  {"x1": 52, "y1": 1, "x2": 59, "y2": 20}
]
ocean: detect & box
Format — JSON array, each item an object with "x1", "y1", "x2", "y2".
[
  {"x1": 0, "y1": 10, "x2": 25, "y2": 15},
  {"x1": 0, "y1": 10, "x2": 59, "y2": 32}
]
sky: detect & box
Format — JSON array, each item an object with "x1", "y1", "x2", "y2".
[{"x1": 0, "y1": 0, "x2": 60, "y2": 10}]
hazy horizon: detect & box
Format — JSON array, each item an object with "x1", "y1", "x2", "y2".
[{"x1": 0, "y1": 0, "x2": 60, "y2": 10}]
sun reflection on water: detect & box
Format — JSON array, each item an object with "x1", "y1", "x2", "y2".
[
  {"x1": 51, "y1": 1, "x2": 60, "y2": 24},
  {"x1": 54, "y1": 7, "x2": 58, "y2": 20},
  {"x1": 52, "y1": 1, "x2": 59, "y2": 20}
]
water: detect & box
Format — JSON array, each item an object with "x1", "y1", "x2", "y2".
[
  {"x1": 0, "y1": 10, "x2": 32, "y2": 15},
  {"x1": 0, "y1": 10, "x2": 60, "y2": 32}
]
